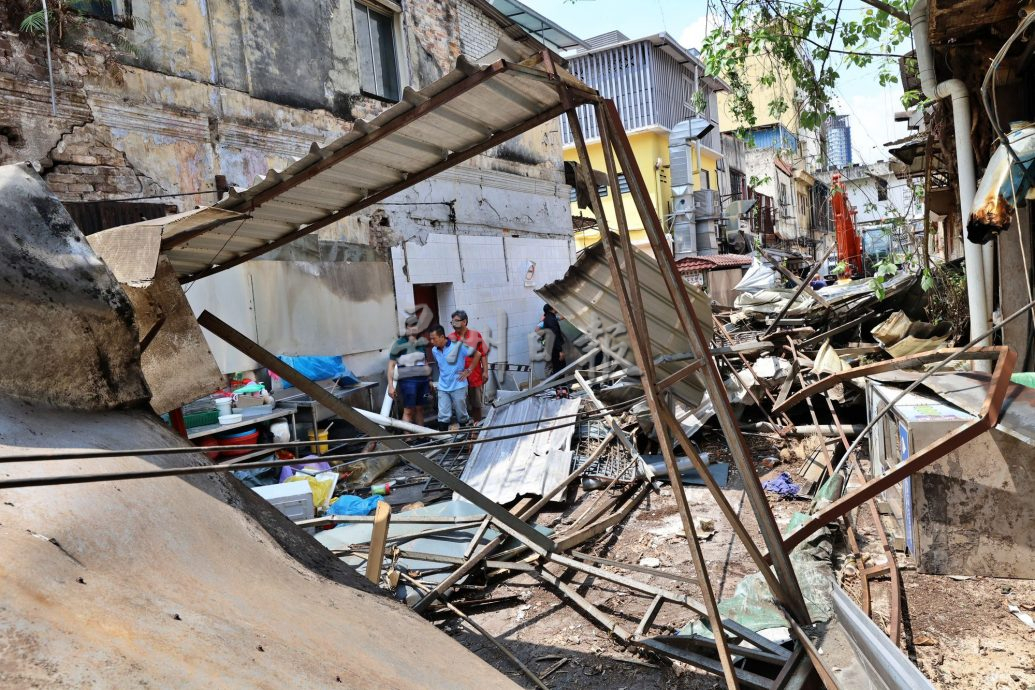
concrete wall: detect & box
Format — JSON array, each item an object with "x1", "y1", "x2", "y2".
[
  {"x1": 386, "y1": 166, "x2": 577, "y2": 367},
  {"x1": 744, "y1": 148, "x2": 799, "y2": 240},
  {"x1": 0, "y1": 0, "x2": 572, "y2": 381}
]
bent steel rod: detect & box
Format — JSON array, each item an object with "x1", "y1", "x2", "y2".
[
  {"x1": 568, "y1": 101, "x2": 739, "y2": 690},
  {"x1": 599, "y1": 99, "x2": 810, "y2": 625},
  {"x1": 0, "y1": 415, "x2": 606, "y2": 488},
  {"x1": 0, "y1": 396, "x2": 642, "y2": 464}
]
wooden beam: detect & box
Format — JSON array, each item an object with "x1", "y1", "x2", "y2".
[{"x1": 365, "y1": 501, "x2": 392, "y2": 584}]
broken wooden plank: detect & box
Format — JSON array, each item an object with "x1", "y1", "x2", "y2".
[{"x1": 365, "y1": 501, "x2": 392, "y2": 584}]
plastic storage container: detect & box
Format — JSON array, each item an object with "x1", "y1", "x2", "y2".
[
  {"x1": 253, "y1": 482, "x2": 315, "y2": 531},
  {"x1": 216, "y1": 428, "x2": 258, "y2": 457}
]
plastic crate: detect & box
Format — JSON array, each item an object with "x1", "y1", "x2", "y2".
[{"x1": 182, "y1": 409, "x2": 219, "y2": 429}]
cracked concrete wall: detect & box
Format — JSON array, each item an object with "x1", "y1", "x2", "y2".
[{"x1": 0, "y1": 0, "x2": 570, "y2": 379}]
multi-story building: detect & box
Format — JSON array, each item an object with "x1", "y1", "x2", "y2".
[
  {"x1": 558, "y1": 31, "x2": 727, "y2": 255},
  {"x1": 0, "y1": 0, "x2": 581, "y2": 379},
  {"x1": 825, "y1": 114, "x2": 853, "y2": 169}
]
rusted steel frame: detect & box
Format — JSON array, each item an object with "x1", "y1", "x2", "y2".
[
  {"x1": 550, "y1": 551, "x2": 788, "y2": 658},
  {"x1": 781, "y1": 611, "x2": 840, "y2": 690},
  {"x1": 572, "y1": 550, "x2": 697, "y2": 586},
  {"x1": 534, "y1": 566, "x2": 635, "y2": 641},
  {"x1": 600, "y1": 99, "x2": 810, "y2": 625},
  {"x1": 762, "y1": 243, "x2": 836, "y2": 338},
  {"x1": 566, "y1": 439, "x2": 642, "y2": 528},
  {"x1": 864, "y1": 500, "x2": 903, "y2": 645},
  {"x1": 801, "y1": 342, "x2": 903, "y2": 647},
  {"x1": 789, "y1": 338, "x2": 873, "y2": 624},
  {"x1": 181, "y1": 99, "x2": 576, "y2": 283},
  {"x1": 393, "y1": 549, "x2": 534, "y2": 572},
  {"x1": 797, "y1": 311, "x2": 874, "y2": 350},
  {"x1": 634, "y1": 638, "x2": 774, "y2": 690},
  {"x1": 657, "y1": 359, "x2": 706, "y2": 391},
  {"x1": 758, "y1": 247, "x2": 833, "y2": 311},
  {"x1": 779, "y1": 346, "x2": 1016, "y2": 555},
  {"x1": 197, "y1": 311, "x2": 555, "y2": 556},
  {"x1": 710, "y1": 316, "x2": 791, "y2": 430},
  {"x1": 399, "y1": 572, "x2": 550, "y2": 690},
  {"x1": 463, "y1": 516, "x2": 493, "y2": 559},
  {"x1": 229, "y1": 61, "x2": 507, "y2": 214},
  {"x1": 656, "y1": 403, "x2": 791, "y2": 605},
  {"x1": 775, "y1": 347, "x2": 1000, "y2": 414},
  {"x1": 773, "y1": 358, "x2": 800, "y2": 410},
  {"x1": 647, "y1": 635, "x2": 787, "y2": 667},
  {"x1": 410, "y1": 431, "x2": 619, "y2": 612},
  {"x1": 553, "y1": 483, "x2": 650, "y2": 551},
  {"x1": 590, "y1": 104, "x2": 741, "y2": 689},
  {"x1": 774, "y1": 649, "x2": 811, "y2": 690}
]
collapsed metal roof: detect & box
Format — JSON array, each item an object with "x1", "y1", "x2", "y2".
[
  {"x1": 92, "y1": 53, "x2": 596, "y2": 283},
  {"x1": 537, "y1": 239, "x2": 713, "y2": 408}
]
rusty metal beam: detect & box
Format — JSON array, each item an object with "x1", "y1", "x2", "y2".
[
  {"x1": 598, "y1": 99, "x2": 811, "y2": 626},
  {"x1": 774, "y1": 347, "x2": 1004, "y2": 414},
  {"x1": 570, "y1": 102, "x2": 742, "y2": 689},
  {"x1": 779, "y1": 346, "x2": 1015, "y2": 555}
]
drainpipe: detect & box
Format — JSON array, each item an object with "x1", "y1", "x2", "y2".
[{"x1": 911, "y1": 0, "x2": 992, "y2": 365}]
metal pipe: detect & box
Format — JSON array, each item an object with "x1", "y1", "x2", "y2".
[
  {"x1": 747, "y1": 423, "x2": 866, "y2": 436},
  {"x1": 42, "y1": 0, "x2": 57, "y2": 116},
  {"x1": 911, "y1": 0, "x2": 991, "y2": 366}
]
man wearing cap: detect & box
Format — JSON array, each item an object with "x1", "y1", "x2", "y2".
[
  {"x1": 387, "y1": 314, "x2": 431, "y2": 425},
  {"x1": 447, "y1": 309, "x2": 489, "y2": 422}
]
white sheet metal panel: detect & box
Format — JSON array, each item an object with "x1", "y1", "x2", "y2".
[
  {"x1": 151, "y1": 55, "x2": 592, "y2": 280},
  {"x1": 457, "y1": 397, "x2": 581, "y2": 504},
  {"x1": 537, "y1": 240, "x2": 712, "y2": 407}
]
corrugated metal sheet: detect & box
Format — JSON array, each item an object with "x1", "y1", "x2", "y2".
[
  {"x1": 457, "y1": 397, "x2": 581, "y2": 504},
  {"x1": 145, "y1": 54, "x2": 595, "y2": 281},
  {"x1": 537, "y1": 240, "x2": 712, "y2": 407}
]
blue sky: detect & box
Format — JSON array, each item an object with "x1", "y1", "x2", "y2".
[{"x1": 520, "y1": 0, "x2": 911, "y2": 164}]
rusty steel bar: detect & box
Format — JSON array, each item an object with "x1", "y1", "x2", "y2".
[
  {"x1": 599, "y1": 99, "x2": 811, "y2": 625},
  {"x1": 196, "y1": 310, "x2": 554, "y2": 554},
  {"x1": 779, "y1": 346, "x2": 1015, "y2": 555},
  {"x1": 584, "y1": 103, "x2": 742, "y2": 689}
]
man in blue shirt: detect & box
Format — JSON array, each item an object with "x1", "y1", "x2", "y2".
[{"x1": 429, "y1": 324, "x2": 475, "y2": 430}]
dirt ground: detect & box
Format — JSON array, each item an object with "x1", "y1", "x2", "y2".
[{"x1": 432, "y1": 431, "x2": 1035, "y2": 689}]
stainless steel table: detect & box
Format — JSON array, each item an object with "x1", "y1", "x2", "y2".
[{"x1": 274, "y1": 380, "x2": 378, "y2": 450}]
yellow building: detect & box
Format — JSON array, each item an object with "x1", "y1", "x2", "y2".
[
  {"x1": 560, "y1": 32, "x2": 727, "y2": 250},
  {"x1": 717, "y1": 54, "x2": 802, "y2": 135}
]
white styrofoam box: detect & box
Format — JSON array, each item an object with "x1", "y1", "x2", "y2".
[{"x1": 253, "y1": 482, "x2": 315, "y2": 527}]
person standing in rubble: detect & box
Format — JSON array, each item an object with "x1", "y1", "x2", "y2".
[
  {"x1": 430, "y1": 324, "x2": 475, "y2": 431},
  {"x1": 386, "y1": 314, "x2": 431, "y2": 426},
  {"x1": 535, "y1": 304, "x2": 566, "y2": 375},
  {"x1": 447, "y1": 309, "x2": 488, "y2": 422}
]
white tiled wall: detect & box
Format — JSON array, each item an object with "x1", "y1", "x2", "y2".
[{"x1": 391, "y1": 233, "x2": 576, "y2": 366}]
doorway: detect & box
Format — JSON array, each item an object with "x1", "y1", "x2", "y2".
[{"x1": 412, "y1": 284, "x2": 441, "y2": 332}]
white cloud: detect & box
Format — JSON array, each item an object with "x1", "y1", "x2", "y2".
[{"x1": 677, "y1": 15, "x2": 709, "y2": 51}]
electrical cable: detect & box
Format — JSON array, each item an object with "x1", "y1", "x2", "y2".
[
  {"x1": 0, "y1": 409, "x2": 642, "y2": 490},
  {"x1": 0, "y1": 394, "x2": 646, "y2": 465}
]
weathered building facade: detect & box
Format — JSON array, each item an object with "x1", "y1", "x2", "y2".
[{"x1": 0, "y1": 0, "x2": 576, "y2": 377}]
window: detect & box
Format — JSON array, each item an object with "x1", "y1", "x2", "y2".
[
  {"x1": 568, "y1": 184, "x2": 608, "y2": 203},
  {"x1": 616, "y1": 173, "x2": 630, "y2": 194},
  {"x1": 876, "y1": 177, "x2": 889, "y2": 201},
  {"x1": 81, "y1": 0, "x2": 131, "y2": 26},
  {"x1": 354, "y1": 1, "x2": 400, "y2": 101},
  {"x1": 700, "y1": 169, "x2": 710, "y2": 190}
]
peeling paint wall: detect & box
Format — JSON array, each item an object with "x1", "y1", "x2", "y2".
[{"x1": 0, "y1": 0, "x2": 571, "y2": 380}]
